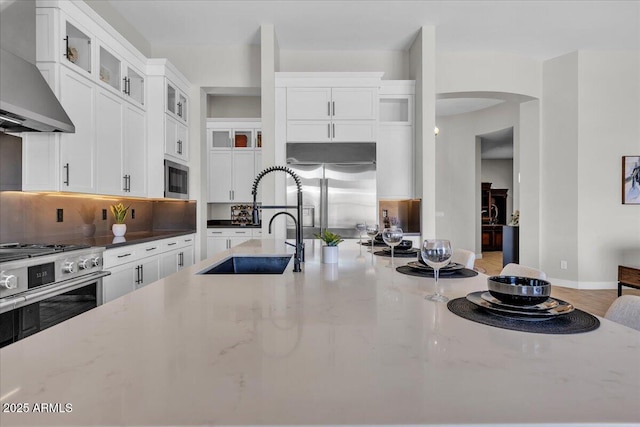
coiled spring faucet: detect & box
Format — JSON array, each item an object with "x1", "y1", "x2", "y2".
[{"x1": 251, "y1": 166, "x2": 304, "y2": 272}]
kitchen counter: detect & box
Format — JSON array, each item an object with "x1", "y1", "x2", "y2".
[
  {"x1": 0, "y1": 240, "x2": 638, "y2": 426},
  {"x1": 20, "y1": 229, "x2": 197, "y2": 249},
  {"x1": 207, "y1": 219, "x2": 261, "y2": 228}
]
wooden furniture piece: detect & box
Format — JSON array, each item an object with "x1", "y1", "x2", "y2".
[
  {"x1": 481, "y1": 183, "x2": 508, "y2": 224},
  {"x1": 482, "y1": 224, "x2": 503, "y2": 251},
  {"x1": 618, "y1": 265, "x2": 640, "y2": 297},
  {"x1": 502, "y1": 225, "x2": 519, "y2": 266}
]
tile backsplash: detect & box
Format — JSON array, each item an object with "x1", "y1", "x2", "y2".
[{"x1": 0, "y1": 192, "x2": 196, "y2": 243}]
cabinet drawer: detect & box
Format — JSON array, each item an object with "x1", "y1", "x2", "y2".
[{"x1": 207, "y1": 228, "x2": 253, "y2": 238}]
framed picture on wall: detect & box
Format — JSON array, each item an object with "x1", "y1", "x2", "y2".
[{"x1": 622, "y1": 156, "x2": 640, "y2": 204}]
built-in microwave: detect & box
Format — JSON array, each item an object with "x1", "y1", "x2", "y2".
[{"x1": 164, "y1": 159, "x2": 189, "y2": 200}]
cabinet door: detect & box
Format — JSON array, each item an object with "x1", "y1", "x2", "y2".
[
  {"x1": 95, "y1": 88, "x2": 124, "y2": 195},
  {"x1": 98, "y1": 44, "x2": 122, "y2": 93},
  {"x1": 207, "y1": 237, "x2": 228, "y2": 257},
  {"x1": 232, "y1": 151, "x2": 255, "y2": 202},
  {"x1": 286, "y1": 121, "x2": 332, "y2": 142},
  {"x1": 125, "y1": 64, "x2": 145, "y2": 107},
  {"x1": 61, "y1": 16, "x2": 92, "y2": 74},
  {"x1": 102, "y1": 263, "x2": 135, "y2": 303},
  {"x1": 123, "y1": 105, "x2": 146, "y2": 197},
  {"x1": 377, "y1": 126, "x2": 413, "y2": 199},
  {"x1": 332, "y1": 121, "x2": 377, "y2": 142},
  {"x1": 160, "y1": 250, "x2": 179, "y2": 278},
  {"x1": 180, "y1": 247, "x2": 194, "y2": 269},
  {"x1": 177, "y1": 92, "x2": 188, "y2": 122},
  {"x1": 286, "y1": 88, "x2": 331, "y2": 120},
  {"x1": 138, "y1": 256, "x2": 160, "y2": 289},
  {"x1": 176, "y1": 122, "x2": 188, "y2": 160},
  {"x1": 166, "y1": 80, "x2": 177, "y2": 115},
  {"x1": 164, "y1": 114, "x2": 177, "y2": 157},
  {"x1": 208, "y1": 151, "x2": 233, "y2": 202},
  {"x1": 59, "y1": 68, "x2": 95, "y2": 193},
  {"x1": 331, "y1": 88, "x2": 377, "y2": 120}
]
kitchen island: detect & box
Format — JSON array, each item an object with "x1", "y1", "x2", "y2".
[{"x1": 0, "y1": 240, "x2": 638, "y2": 426}]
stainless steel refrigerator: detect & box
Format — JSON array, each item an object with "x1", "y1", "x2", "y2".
[{"x1": 286, "y1": 143, "x2": 377, "y2": 239}]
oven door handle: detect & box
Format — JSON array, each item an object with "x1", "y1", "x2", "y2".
[
  {"x1": 0, "y1": 271, "x2": 111, "y2": 314},
  {"x1": 0, "y1": 296, "x2": 26, "y2": 314}
]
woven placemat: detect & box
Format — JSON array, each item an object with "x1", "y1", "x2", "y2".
[
  {"x1": 374, "y1": 249, "x2": 420, "y2": 258},
  {"x1": 447, "y1": 297, "x2": 600, "y2": 334},
  {"x1": 396, "y1": 265, "x2": 479, "y2": 279}
]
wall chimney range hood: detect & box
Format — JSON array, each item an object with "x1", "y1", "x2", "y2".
[
  {"x1": 0, "y1": 48, "x2": 75, "y2": 133},
  {"x1": 0, "y1": 0, "x2": 74, "y2": 133}
]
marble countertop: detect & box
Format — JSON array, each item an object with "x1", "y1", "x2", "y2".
[{"x1": 0, "y1": 240, "x2": 638, "y2": 426}]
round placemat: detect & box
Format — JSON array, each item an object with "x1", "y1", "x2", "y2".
[
  {"x1": 396, "y1": 265, "x2": 478, "y2": 279},
  {"x1": 447, "y1": 297, "x2": 600, "y2": 334},
  {"x1": 374, "y1": 249, "x2": 419, "y2": 258}
]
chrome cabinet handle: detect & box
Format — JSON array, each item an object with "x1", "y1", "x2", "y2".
[
  {"x1": 327, "y1": 101, "x2": 330, "y2": 116},
  {"x1": 332, "y1": 101, "x2": 335, "y2": 116},
  {"x1": 63, "y1": 163, "x2": 69, "y2": 186},
  {"x1": 332, "y1": 123, "x2": 335, "y2": 138},
  {"x1": 117, "y1": 253, "x2": 132, "y2": 258},
  {"x1": 146, "y1": 247, "x2": 157, "y2": 252},
  {"x1": 140, "y1": 265, "x2": 144, "y2": 284},
  {"x1": 328, "y1": 124, "x2": 331, "y2": 138},
  {"x1": 168, "y1": 242, "x2": 177, "y2": 246}
]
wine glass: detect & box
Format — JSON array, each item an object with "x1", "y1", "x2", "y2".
[
  {"x1": 421, "y1": 239, "x2": 452, "y2": 302},
  {"x1": 382, "y1": 227, "x2": 403, "y2": 268},
  {"x1": 365, "y1": 224, "x2": 379, "y2": 254},
  {"x1": 355, "y1": 223, "x2": 366, "y2": 245}
]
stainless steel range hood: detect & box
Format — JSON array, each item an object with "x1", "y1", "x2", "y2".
[{"x1": 0, "y1": 0, "x2": 74, "y2": 133}]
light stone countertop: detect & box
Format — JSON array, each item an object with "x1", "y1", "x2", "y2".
[{"x1": 0, "y1": 240, "x2": 638, "y2": 427}]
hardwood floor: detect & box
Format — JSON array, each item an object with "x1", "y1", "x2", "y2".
[{"x1": 474, "y1": 251, "x2": 640, "y2": 317}]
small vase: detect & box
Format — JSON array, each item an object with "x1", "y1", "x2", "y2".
[
  {"x1": 112, "y1": 223, "x2": 127, "y2": 237},
  {"x1": 322, "y1": 245, "x2": 339, "y2": 264},
  {"x1": 81, "y1": 223, "x2": 96, "y2": 237}
]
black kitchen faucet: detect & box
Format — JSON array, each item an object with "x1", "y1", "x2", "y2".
[{"x1": 251, "y1": 166, "x2": 304, "y2": 272}]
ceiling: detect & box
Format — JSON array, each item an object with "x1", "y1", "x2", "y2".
[
  {"x1": 108, "y1": 1, "x2": 639, "y2": 59},
  {"x1": 479, "y1": 127, "x2": 514, "y2": 160}
]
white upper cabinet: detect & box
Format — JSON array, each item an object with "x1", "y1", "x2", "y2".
[
  {"x1": 206, "y1": 120, "x2": 262, "y2": 203},
  {"x1": 166, "y1": 79, "x2": 188, "y2": 123},
  {"x1": 61, "y1": 15, "x2": 92, "y2": 75},
  {"x1": 279, "y1": 73, "x2": 382, "y2": 143},
  {"x1": 59, "y1": 68, "x2": 95, "y2": 193},
  {"x1": 27, "y1": 2, "x2": 150, "y2": 196},
  {"x1": 377, "y1": 81, "x2": 415, "y2": 199}
]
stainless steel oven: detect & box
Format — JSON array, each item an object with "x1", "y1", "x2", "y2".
[
  {"x1": 165, "y1": 159, "x2": 189, "y2": 200},
  {"x1": 0, "y1": 244, "x2": 109, "y2": 348}
]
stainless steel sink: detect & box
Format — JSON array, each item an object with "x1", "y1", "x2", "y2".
[{"x1": 199, "y1": 255, "x2": 292, "y2": 275}]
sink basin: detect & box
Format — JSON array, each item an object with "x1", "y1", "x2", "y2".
[{"x1": 199, "y1": 255, "x2": 292, "y2": 275}]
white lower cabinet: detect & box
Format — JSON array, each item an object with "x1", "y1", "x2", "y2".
[
  {"x1": 206, "y1": 228, "x2": 260, "y2": 258},
  {"x1": 102, "y1": 234, "x2": 194, "y2": 303}
]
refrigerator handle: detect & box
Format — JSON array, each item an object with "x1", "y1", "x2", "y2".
[{"x1": 321, "y1": 178, "x2": 329, "y2": 233}]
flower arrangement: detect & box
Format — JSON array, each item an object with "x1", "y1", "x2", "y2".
[
  {"x1": 110, "y1": 203, "x2": 130, "y2": 224},
  {"x1": 314, "y1": 230, "x2": 344, "y2": 246}
]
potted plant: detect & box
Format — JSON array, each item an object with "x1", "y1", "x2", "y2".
[
  {"x1": 110, "y1": 203, "x2": 130, "y2": 237},
  {"x1": 314, "y1": 230, "x2": 344, "y2": 264}
]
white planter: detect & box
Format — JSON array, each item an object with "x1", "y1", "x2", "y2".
[
  {"x1": 112, "y1": 223, "x2": 127, "y2": 237},
  {"x1": 322, "y1": 245, "x2": 339, "y2": 264}
]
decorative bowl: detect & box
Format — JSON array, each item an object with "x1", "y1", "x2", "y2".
[{"x1": 487, "y1": 276, "x2": 551, "y2": 305}]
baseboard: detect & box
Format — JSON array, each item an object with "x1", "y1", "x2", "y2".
[{"x1": 549, "y1": 277, "x2": 618, "y2": 290}]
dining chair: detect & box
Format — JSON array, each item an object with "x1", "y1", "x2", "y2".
[
  {"x1": 604, "y1": 295, "x2": 640, "y2": 331},
  {"x1": 500, "y1": 263, "x2": 547, "y2": 280},
  {"x1": 452, "y1": 248, "x2": 476, "y2": 269}
]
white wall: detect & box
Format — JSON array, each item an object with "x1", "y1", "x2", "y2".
[
  {"x1": 280, "y1": 50, "x2": 409, "y2": 80},
  {"x1": 541, "y1": 51, "x2": 640, "y2": 289},
  {"x1": 207, "y1": 95, "x2": 261, "y2": 118},
  {"x1": 437, "y1": 52, "x2": 542, "y2": 99},
  {"x1": 436, "y1": 102, "x2": 521, "y2": 255}
]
